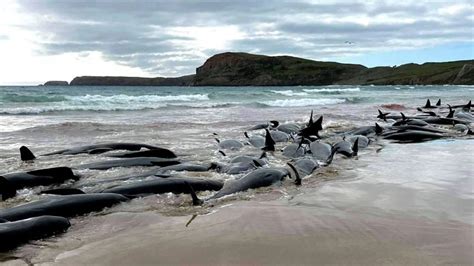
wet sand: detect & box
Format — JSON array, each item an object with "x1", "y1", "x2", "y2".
[
  {"x1": 2, "y1": 140, "x2": 470, "y2": 266},
  {"x1": 37, "y1": 202, "x2": 468, "y2": 266}
]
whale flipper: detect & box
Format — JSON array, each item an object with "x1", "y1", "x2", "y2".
[
  {"x1": 287, "y1": 163, "x2": 301, "y2": 185},
  {"x1": 185, "y1": 182, "x2": 203, "y2": 206},
  {"x1": 20, "y1": 146, "x2": 36, "y2": 161}
]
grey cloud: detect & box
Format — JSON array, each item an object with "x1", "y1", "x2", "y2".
[{"x1": 16, "y1": 0, "x2": 474, "y2": 76}]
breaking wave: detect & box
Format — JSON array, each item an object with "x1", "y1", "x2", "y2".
[
  {"x1": 270, "y1": 90, "x2": 309, "y2": 96},
  {"x1": 303, "y1": 87, "x2": 360, "y2": 94},
  {"x1": 259, "y1": 98, "x2": 346, "y2": 107}
]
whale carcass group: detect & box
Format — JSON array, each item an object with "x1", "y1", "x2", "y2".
[{"x1": 0, "y1": 99, "x2": 472, "y2": 251}]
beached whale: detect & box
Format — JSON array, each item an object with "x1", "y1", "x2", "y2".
[
  {"x1": 102, "y1": 178, "x2": 223, "y2": 196},
  {"x1": 383, "y1": 130, "x2": 445, "y2": 142},
  {"x1": 345, "y1": 123, "x2": 384, "y2": 136},
  {"x1": 108, "y1": 147, "x2": 177, "y2": 159},
  {"x1": 333, "y1": 138, "x2": 358, "y2": 158},
  {"x1": 0, "y1": 167, "x2": 80, "y2": 200},
  {"x1": 244, "y1": 132, "x2": 265, "y2": 148},
  {"x1": 215, "y1": 138, "x2": 244, "y2": 150},
  {"x1": 154, "y1": 163, "x2": 214, "y2": 177},
  {"x1": 0, "y1": 193, "x2": 129, "y2": 221},
  {"x1": 207, "y1": 166, "x2": 299, "y2": 201},
  {"x1": 291, "y1": 158, "x2": 320, "y2": 177},
  {"x1": 0, "y1": 215, "x2": 71, "y2": 251},
  {"x1": 76, "y1": 157, "x2": 180, "y2": 170},
  {"x1": 211, "y1": 160, "x2": 263, "y2": 175},
  {"x1": 309, "y1": 141, "x2": 332, "y2": 161},
  {"x1": 270, "y1": 130, "x2": 290, "y2": 142},
  {"x1": 2, "y1": 167, "x2": 79, "y2": 190},
  {"x1": 44, "y1": 143, "x2": 160, "y2": 155},
  {"x1": 282, "y1": 143, "x2": 306, "y2": 158}
]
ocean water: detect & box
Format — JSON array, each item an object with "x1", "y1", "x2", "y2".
[{"x1": 0, "y1": 85, "x2": 473, "y2": 263}]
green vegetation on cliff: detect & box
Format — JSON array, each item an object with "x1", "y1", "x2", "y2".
[{"x1": 62, "y1": 52, "x2": 474, "y2": 86}]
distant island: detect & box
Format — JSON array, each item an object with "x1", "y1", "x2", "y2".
[{"x1": 44, "y1": 52, "x2": 474, "y2": 86}]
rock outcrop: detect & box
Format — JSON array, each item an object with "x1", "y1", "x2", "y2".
[
  {"x1": 69, "y1": 75, "x2": 194, "y2": 86},
  {"x1": 43, "y1": 80, "x2": 69, "y2": 86}
]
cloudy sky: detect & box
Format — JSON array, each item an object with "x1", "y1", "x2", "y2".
[{"x1": 0, "y1": 0, "x2": 472, "y2": 85}]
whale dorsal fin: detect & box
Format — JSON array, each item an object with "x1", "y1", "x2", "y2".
[
  {"x1": 436, "y1": 99, "x2": 441, "y2": 106},
  {"x1": 314, "y1": 116, "x2": 323, "y2": 131},
  {"x1": 447, "y1": 104, "x2": 454, "y2": 118},
  {"x1": 424, "y1": 99, "x2": 432, "y2": 108},
  {"x1": 400, "y1": 112, "x2": 406, "y2": 121},
  {"x1": 375, "y1": 123, "x2": 383, "y2": 135},
  {"x1": 20, "y1": 146, "x2": 36, "y2": 161},
  {"x1": 262, "y1": 129, "x2": 276, "y2": 151},
  {"x1": 259, "y1": 152, "x2": 267, "y2": 159},
  {"x1": 244, "y1": 132, "x2": 249, "y2": 139},
  {"x1": 218, "y1": 150, "x2": 226, "y2": 156},
  {"x1": 214, "y1": 138, "x2": 220, "y2": 143},
  {"x1": 0, "y1": 176, "x2": 16, "y2": 200},
  {"x1": 352, "y1": 138, "x2": 359, "y2": 157},
  {"x1": 307, "y1": 110, "x2": 314, "y2": 126}
]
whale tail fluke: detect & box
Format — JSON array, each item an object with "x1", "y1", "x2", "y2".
[
  {"x1": 287, "y1": 163, "x2": 301, "y2": 186},
  {"x1": 20, "y1": 146, "x2": 36, "y2": 161},
  {"x1": 185, "y1": 181, "x2": 203, "y2": 206},
  {"x1": 436, "y1": 99, "x2": 441, "y2": 106},
  {"x1": 377, "y1": 110, "x2": 389, "y2": 122},
  {"x1": 0, "y1": 176, "x2": 16, "y2": 201},
  {"x1": 325, "y1": 146, "x2": 339, "y2": 166}
]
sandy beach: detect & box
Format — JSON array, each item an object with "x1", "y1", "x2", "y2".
[{"x1": 3, "y1": 138, "x2": 472, "y2": 266}]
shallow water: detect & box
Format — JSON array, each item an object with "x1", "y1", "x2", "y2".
[{"x1": 0, "y1": 85, "x2": 473, "y2": 264}]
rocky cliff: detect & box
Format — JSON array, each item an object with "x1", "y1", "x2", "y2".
[
  {"x1": 193, "y1": 52, "x2": 367, "y2": 86},
  {"x1": 55, "y1": 52, "x2": 473, "y2": 86}
]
